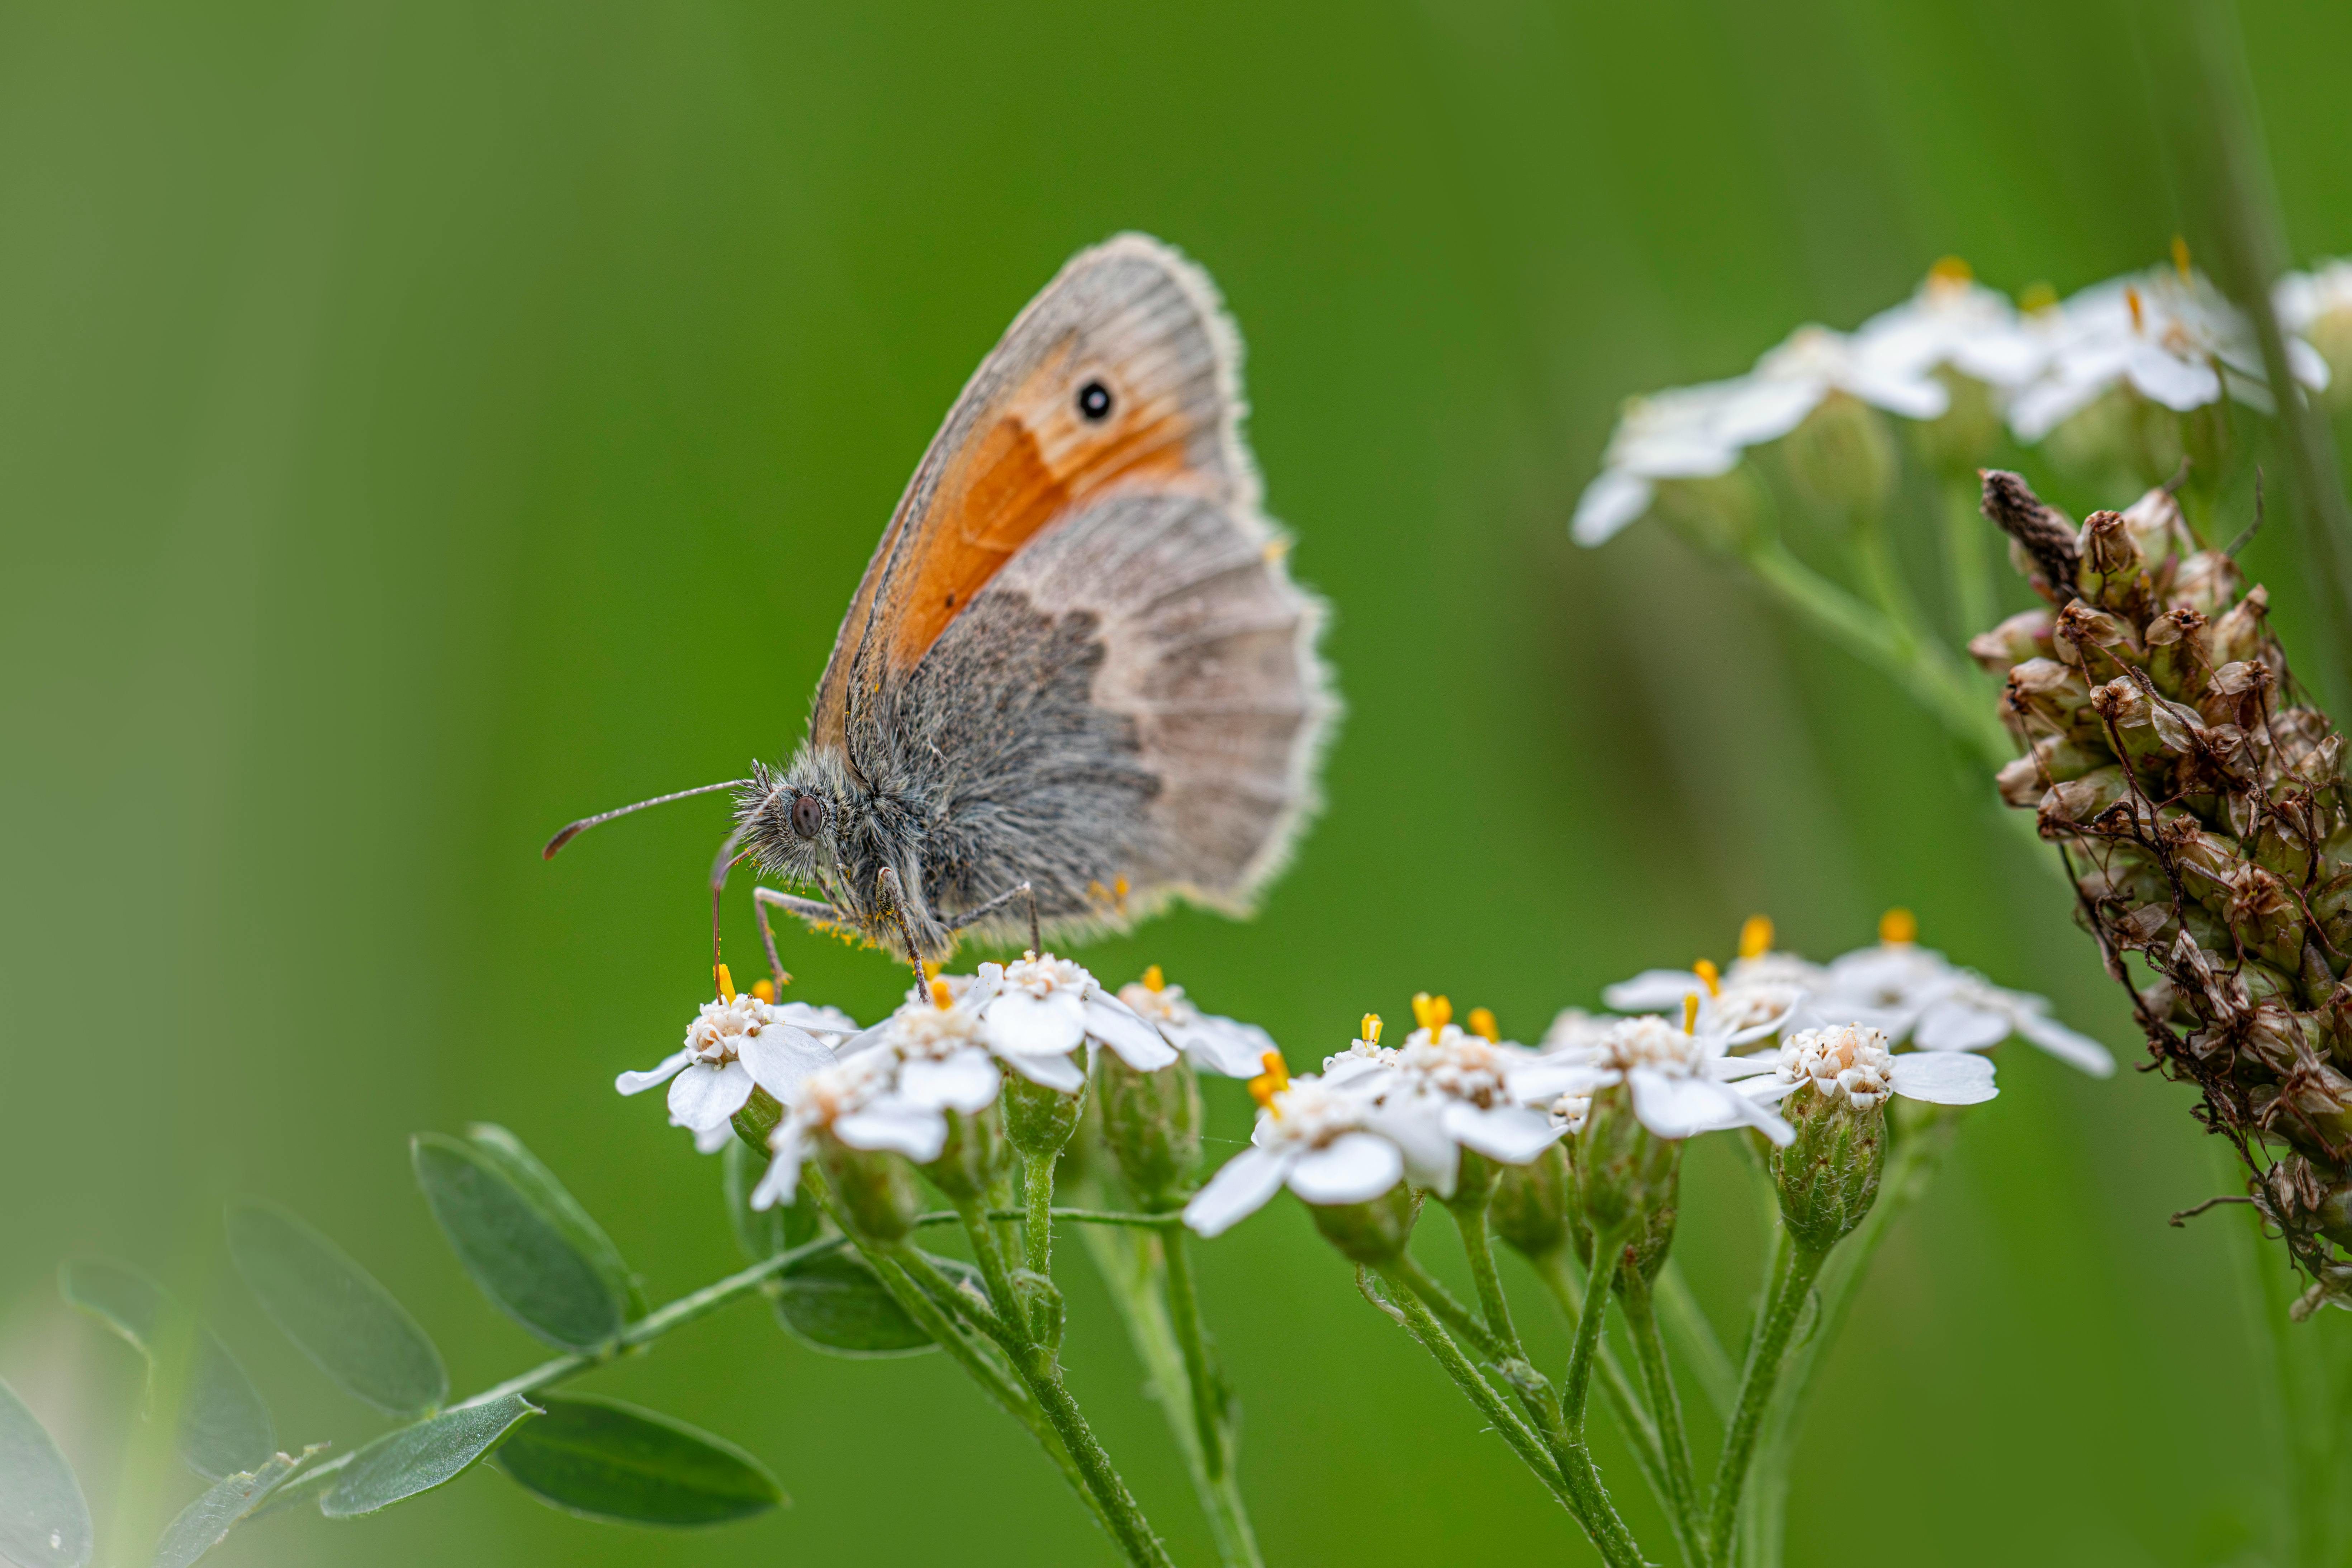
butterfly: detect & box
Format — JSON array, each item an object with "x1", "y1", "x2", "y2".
[{"x1": 558, "y1": 235, "x2": 1335, "y2": 967}]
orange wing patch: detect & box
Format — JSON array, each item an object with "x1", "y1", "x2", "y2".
[{"x1": 879, "y1": 346, "x2": 1204, "y2": 672}]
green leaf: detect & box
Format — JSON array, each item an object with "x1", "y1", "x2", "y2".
[
  {"x1": 321, "y1": 1395, "x2": 537, "y2": 1517},
  {"x1": 495, "y1": 1395, "x2": 783, "y2": 1526},
  {"x1": 721, "y1": 1140, "x2": 820, "y2": 1263},
  {"x1": 770, "y1": 1250, "x2": 977, "y2": 1356},
  {"x1": 57, "y1": 1257, "x2": 275, "y2": 1479},
  {"x1": 224, "y1": 1200, "x2": 447, "y2": 1416},
  {"x1": 412, "y1": 1134, "x2": 625, "y2": 1350},
  {"x1": 0, "y1": 1375, "x2": 92, "y2": 1568},
  {"x1": 149, "y1": 1445, "x2": 323, "y2": 1568},
  {"x1": 462, "y1": 1124, "x2": 644, "y2": 1316}
]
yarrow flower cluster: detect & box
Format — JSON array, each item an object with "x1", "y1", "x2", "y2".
[
  {"x1": 616, "y1": 975, "x2": 835, "y2": 1151},
  {"x1": 1574, "y1": 250, "x2": 2342, "y2": 548}
]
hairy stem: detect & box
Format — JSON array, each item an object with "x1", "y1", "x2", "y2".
[
  {"x1": 1621, "y1": 1270, "x2": 1703, "y2": 1565},
  {"x1": 1531, "y1": 1247, "x2": 1672, "y2": 1515},
  {"x1": 1083, "y1": 1222, "x2": 1266, "y2": 1568},
  {"x1": 1707, "y1": 1234, "x2": 1828, "y2": 1566},
  {"x1": 1024, "y1": 1152, "x2": 1058, "y2": 1281}
]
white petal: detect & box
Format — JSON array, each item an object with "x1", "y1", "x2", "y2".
[
  {"x1": 1443, "y1": 1102, "x2": 1563, "y2": 1164},
  {"x1": 900, "y1": 1048, "x2": 1004, "y2": 1113},
  {"x1": 833, "y1": 1102, "x2": 949, "y2": 1162},
  {"x1": 667, "y1": 1059, "x2": 755, "y2": 1131},
  {"x1": 692, "y1": 1122, "x2": 735, "y2": 1155},
  {"x1": 1002, "y1": 1048, "x2": 1087, "y2": 1094},
  {"x1": 1287, "y1": 1133, "x2": 1406, "y2": 1205},
  {"x1": 835, "y1": 1022, "x2": 895, "y2": 1060},
  {"x1": 1709, "y1": 1053, "x2": 1781, "y2": 1081},
  {"x1": 738, "y1": 1025, "x2": 835, "y2": 1102},
  {"x1": 2016, "y1": 1010, "x2": 2117, "y2": 1077},
  {"x1": 2125, "y1": 345, "x2": 2222, "y2": 411},
  {"x1": 1086, "y1": 995, "x2": 1179, "y2": 1071},
  {"x1": 750, "y1": 1128, "x2": 805, "y2": 1210},
  {"x1": 1509, "y1": 1060, "x2": 1612, "y2": 1103},
  {"x1": 1721, "y1": 1086, "x2": 1798, "y2": 1146},
  {"x1": 616, "y1": 1050, "x2": 693, "y2": 1096},
  {"x1": 1714, "y1": 375, "x2": 1824, "y2": 446},
  {"x1": 1741, "y1": 1076, "x2": 1803, "y2": 1104},
  {"x1": 1627, "y1": 1067, "x2": 1733, "y2": 1138},
  {"x1": 1572, "y1": 470, "x2": 1656, "y2": 546},
  {"x1": 1838, "y1": 362, "x2": 1950, "y2": 420},
  {"x1": 1178, "y1": 1017, "x2": 1276, "y2": 1078},
  {"x1": 1376, "y1": 1099, "x2": 1461, "y2": 1196},
  {"x1": 1912, "y1": 1000, "x2": 2014, "y2": 1053},
  {"x1": 1887, "y1": 1050, "x2": 1999, "y2": 1105},
  {"x1": 773, "y1": 1002, "x2": 860, "y2": 1034},
  {"x1": 1322, "y1": 1055, "x2": 1396, "y2": 1090},
  {"x1": 1183, "y1": 1148, "x2": 1291, "y2": 1237},
  {"x1": 1602, "y1": 970, "x2": 1706, "y2": 1012},
  {"x1": 988, "y1": 990, "x2": 1087, "y2": 1057}
]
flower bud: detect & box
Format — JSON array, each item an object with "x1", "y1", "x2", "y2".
[
  {"x1": 1490, "y1": 1142, "x2": 1575, "y2": 1260},
  {"x1": 1094, "y1": 1049, "x2": 1202, "y2": 1210},
  {"x1": 2167, "y1": 551, "x2": 2244, "y2": 618},
  {"x1": 1784, "y1": 392, "x2": 1898, "y2": 516},
  {"x1": 1612, "y1": 1161, "x2": 1680, "y2": 1292},
  {"x1": 2075, "y1": 509, "x2": 2147, "y2": 611},
  {"x1": 1769, "y1": 1083, "x2": 1885, "y2": 1254},
  {"x1": 1574, "y1": 1083, "x2": 1678, "y2": 1243},
  {"x1": 2143, "y1": 609, "x2": 2211, "y2": 701},
  {"x1": 920, "y1": 1107, "x2": 1004, "y2": 1204},
  {"x1": 1307, "y1": 1184, "x2": 1419, "y2": 1265},
  {"x1": 818, "y1": 1136, "x2": 923, "y2": 1245},
  {"x1": 1651, "y1": 469, "x2": 1766, "y2": 557},
  {"x1": 1967, "y1": 608, "x2": 2055, "y2": 673},
  {"x1": 1001, "y1": 1067, "x2": 1085, "y2": 1165}
]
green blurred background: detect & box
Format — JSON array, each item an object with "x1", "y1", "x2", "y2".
[{"x1": 6, "y1": 0, "x2": 2351, "y2": 1562}]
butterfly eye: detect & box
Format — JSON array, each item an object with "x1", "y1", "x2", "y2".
[
  {"x1": 789, "y1": 793, "x2": 827, "y2": 840},
  {"x1": 1076, "y1": 380, "x2": 1114, "y2": 422}
]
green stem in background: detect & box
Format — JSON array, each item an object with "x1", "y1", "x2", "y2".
[
  {"x1": 1389, "y1": 1250, "x2": 1507, "y2": 1359},
  {"x1": 1620, "y1": 1271, "x2": 1702, "y2": 1564},
  {"x1": 1654, "y1": 1260, "x2": 1737, "y2": 1421},
  {"x1": 1161, "y1": 1225, "x2": 1232, "y2": 1482},
  {"x1": 1938, "y1": 477, "x2": 1998, "y2": 640},
  {"x1": 1740, "y1": 538, "x2": 2011, "y2": 770},
  {"x1": 1082, "y1": 1223, "x2": 1265, "y2": 1568},
  {"x1": 1735, "y1": 1108, "x2": 1961, "y2": 1568},
  {"x1": 1706, "y1": 1233, "x2": 1828, "y2": 1567},
  {"x1": 2248, "y1": 1206, "x2": 2330, "y2": 1568}
]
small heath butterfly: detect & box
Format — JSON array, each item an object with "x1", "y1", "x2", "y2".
[{"x1": 550, "y1": 235, "x2": 1336, "y2": 967}]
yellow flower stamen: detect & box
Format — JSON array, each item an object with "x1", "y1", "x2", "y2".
[
  {"x1": 2126, "y1": 285, "x2": 2144, "y2": 333},
  {"x1": 1694, "y1": 958, "x2": 1721, "y2": 998},
  {"x1": 930, "y1": 978, "x2": 953, "y2": 1010},
  {"x1": 2172, "y1": 234, "x2": 2192, "y2": 280},
  {"x1": 1880, "y1": 907, "x2": 1919, "y2": 946},
  {"x1": 1143, "y1": 964, "x2": 1166, "y2": 992},
  {"x1": 1249, "y1": 1050, "x2": 1291, "y2": 1113},
  {"x1": 716, "y1": 963, "x2": 736, "y2": 1003},
  {"x1": 1361, "y1": 1013, "x2": 1383, "y2": 1046},
  {"x1": 1739, "y1": 914, "x2": 1774, "y2": 960},
  {"x1": 750, "y1": 979, "x2": 776, "y2": 1004},
  {"x1": 1929, "y1": 255, "x2": 1973, "y2": 290},
  {"x1": 1411, "y1": 992, "x2": 1452, "y2": 1037},
  {"x1": 2019, "y1": 281, "x2": 2059, "y2": 313},
  {"x1": 922, "y1": 960, "x2": 941, "y2": 981},
  {"x1": 1682, "y1": 993, "x2": 1700, "y2": 1034},
  {"x1": 1468, "y1": 1007, "x2": 1499, "y2": 1043}
]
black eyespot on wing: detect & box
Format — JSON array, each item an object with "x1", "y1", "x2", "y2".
[
  {"x1": 791, "y1": 794, "x2": 827, "y2": 839},
  {"x1": 1077, "y1": 380, "x2": 1113, "y2": 421}
]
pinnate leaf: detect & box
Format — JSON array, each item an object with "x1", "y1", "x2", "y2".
[
  {"x1": 149, "y1": 1445, "x2": 322, "y2": 1568},
  {"x1": 496, "y1": 1395, "x2": 783, "y2": 1525},
  {"x1": 225, "y1": 1200, "x2": 446, "y2": 1416},
  {"x1": 412, "y1": 1133, "x2": 625, "y2": 1350},
  {"x1": 321, "y1": 1394, "x2": 537, "y2": 1517},
  {"x1": 771, "y1": 1249, "x2": 978, "y2": 1356},
  {"x1": 57, "y1": 1257, "x2": 275, "y2": 1479},
  {"x1": 0, "y1": 1377, "x2": 91, "y2": 1568}
]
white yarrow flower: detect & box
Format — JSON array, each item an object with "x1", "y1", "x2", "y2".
[
  {"x1": 975, "y1": 952, "x2": 1176, "y2": 1093},
  {"x1": 1511, "y1": 1014, "x2": 1795, "y2": 1146},
  {"x1": 618, "y1": 987, "x2": 835, "y2": 1143},
  {"x1": 1117, "y1": 968, "x2": 1277, "y2": 1077},
  {"x1": 1807, "y1": 916, "x2": 2115, "y2": 1077},
  {"x1": 1850, "y1": 261, "x2": 2050, "y2": 389},
  {"x1": 1181, "y1": 1069, "x2": 1440, "y2": 1237},
  {"x1": 1742, "y1": 1024, "x2": 1997, "y2": 1112},
  {"x1": 2275, "y1": 259, "x2": 2352, "y2": 339}
]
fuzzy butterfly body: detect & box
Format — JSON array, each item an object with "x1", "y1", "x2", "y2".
[{"x1": 737, "y1": 235, "x2": 1335, "y2": 960}]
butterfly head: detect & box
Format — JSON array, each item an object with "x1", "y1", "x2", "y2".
[{"x1": 736, "y1": 755, "x2": 854, "y2": 892}]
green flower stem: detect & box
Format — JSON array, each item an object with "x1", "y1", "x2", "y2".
[
  {"x1": 2249, "y1": 1208, "x2": 2330, "y2": 1568},
  {"x1": 1939, "y1": 477, "x2": 1998, "y2": 642},
  {"x1": 1388, "y1": 1251, "x2": 1505, "y2": 1358},
  {"x1": 1705, "y1": 1232, "x2": 1828, "y2": 1567},
  {"x1": 1654, "y1": 1260, "x2": 1736, "y2": 1419},
  {"x1": 1023, "y1": 1153, "x2": 1058, "y2": 1282},
  {"x1": 1161, "y1": 1224, "x2": 1230, "y2": 1480},
  {"x1": 1082, "y1": 1223, "x2": 1266, "y2": 1568},
  {"x1": 1530, "y1": 1247, "x2": 1673, "y2": 1515},
  {"x1": 1372, "y1": 1267, "x2": 1566, "y2": 1493},
  {"x1": 1740, "y1": 538, "x2": 2011, "y2": 771},
  {"x1": 926, "y1": 1200, "x2": 1177, "y2": 1568},
  {"x1": 1620, "y1": 1270, "x2": 1702, "y2": 1565},
  {"x1": 1562, "y1": 1224, "x2": 1628, "y2": 1443},
  {"x1": 1738, "y1": 1107, "x2": 1962, "y2": 1568},
  {"x1": 1454, "y1": 1204, "x2": 1528, "y2": 1366}
]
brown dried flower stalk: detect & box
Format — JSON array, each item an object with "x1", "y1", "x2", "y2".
[{"x1": 1975, "y1": 469, "x2": 2352, "y2": 1314}]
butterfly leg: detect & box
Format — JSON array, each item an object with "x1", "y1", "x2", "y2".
[
  {"x1": 944, "y1": 881, "x2": 1041, "y2": 955},
  {"x1": 873, "y1": 868, "x2": 934, "y2": 994}
]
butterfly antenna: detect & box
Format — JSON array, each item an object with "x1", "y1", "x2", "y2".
[
  {"x1": 710, "y1": 826, "x2": 751, "y2": 986},
  {"x1": 541, "y1": 779, "x2": 750, "y2": 859}
]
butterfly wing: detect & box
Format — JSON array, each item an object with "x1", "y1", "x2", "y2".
[{"x1": 809, "y1": 235, "x2": 1333, "y2": 936}]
